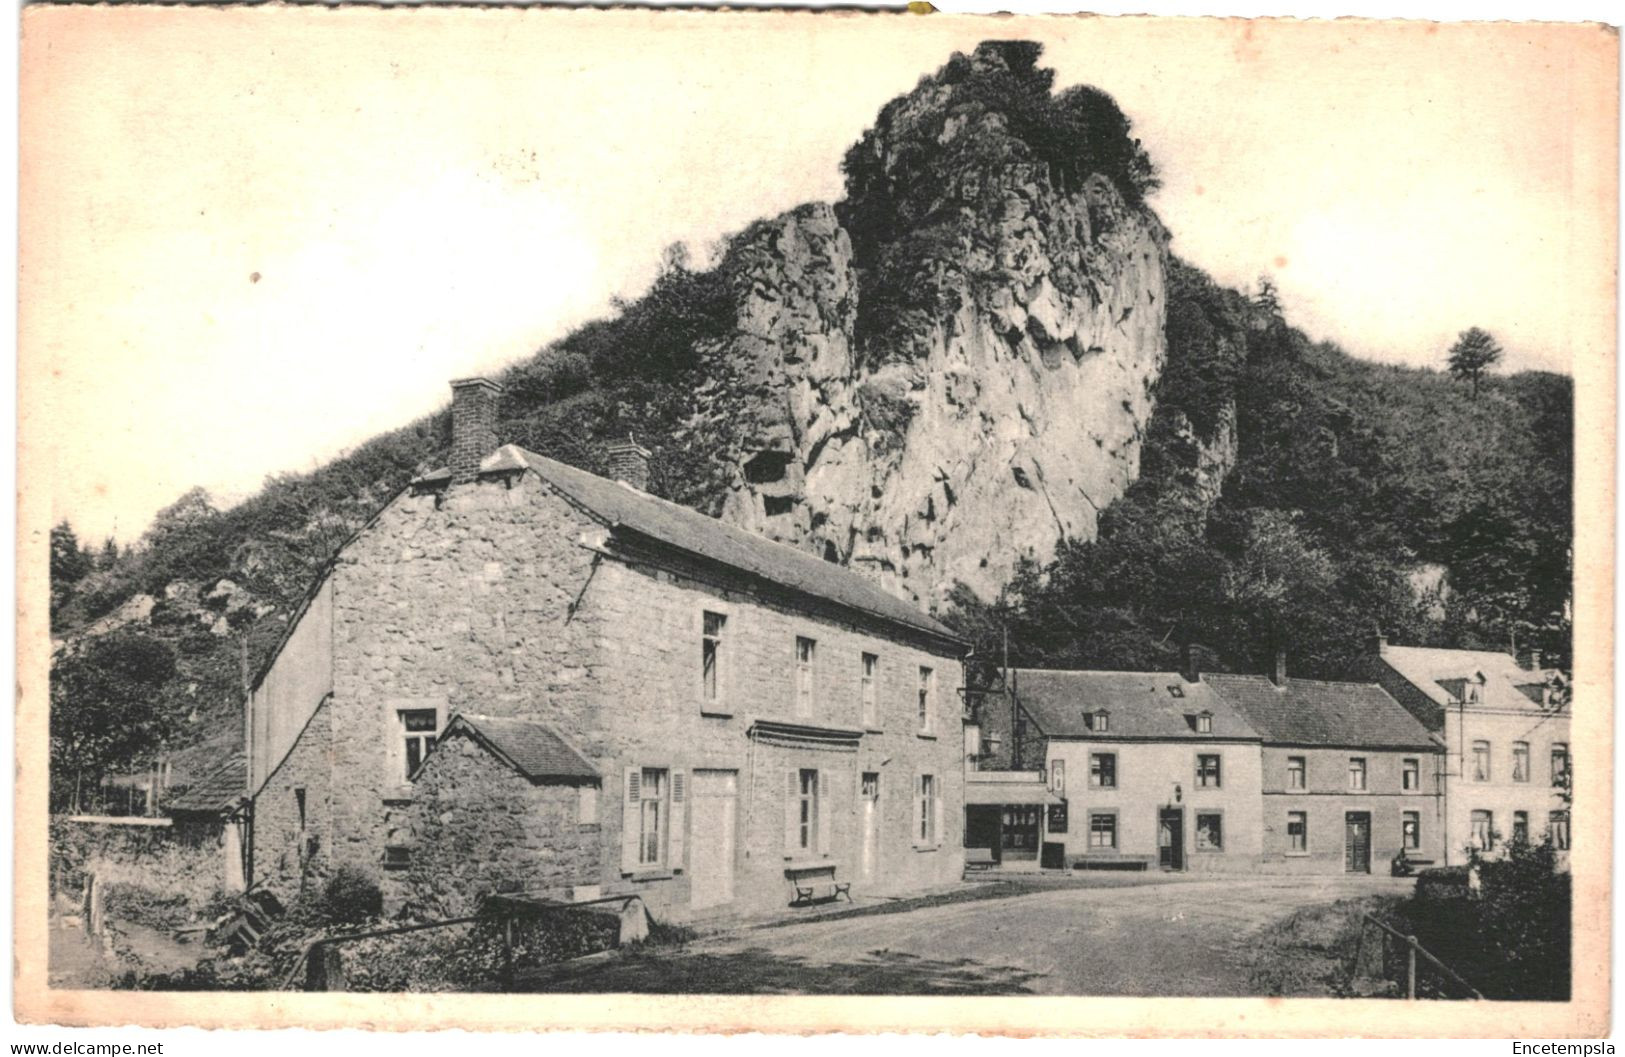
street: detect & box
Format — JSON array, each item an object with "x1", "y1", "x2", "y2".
[{"x1": 529, "y1": 874, "x2": 1414, "y2": 995}]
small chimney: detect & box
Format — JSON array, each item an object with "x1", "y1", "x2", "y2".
[
  {"x1": 1367, "y1": 632, "x2": 1387, "y2": 656},
  {"x1": 607, "y1": 435, "x2": 651, "y2": 491},
  {"x1": 1527, "y1": 649, "x2": 1543, "y2": 672},
  {"x1": 1180, "y1": 642, "x2": 1200, "y2": 683},
  {"x1": 450, "y1": 378, "x2": 503, "y2": 485},
  {"x1": 1272, "y1": 649, "x2": 1288, "y2": 687}
]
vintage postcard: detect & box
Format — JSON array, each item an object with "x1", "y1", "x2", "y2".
[{"x1": 15, "y1": 5, "x2": 1617, "y2": 1037}]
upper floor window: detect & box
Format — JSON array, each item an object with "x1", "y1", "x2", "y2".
[
  {"x1": 1512, "y1": 741, "x2": 1530, "y2": 783},
  {"x1": 1196, "y1": 754, "x2": 1222, "y2": 788},
  {"x1": 860, "y1": 653, "x2": 879, "y2": 727},
  {"x1": 1347, "y1": 757, "x2": 1367, "y2": 792},
  {"x1": 1472, "y1": 740, "x2": 1491, "y2": 782},
  {"x1": 795, "y1": 637, "x2": 816, "y2": 718},
  {"x1": 1287, "y1": 756, "x2": 1306, "y2": 790},
  {"x1": 701, "y1": 611, "x2": 726, "y2": 704},
  {"x1": 1551, "y1": 743, "x2": 1570, "y2": 785},
  {"x1": 1089, "y1": 752, "x2": 1116, "y2": 789},
  {"x1": 1402, "y1": 758, "x2": 1420, "y2": 791},
  {"x1": 917, "y1": 666, "x2": 935, "y2": 734},
  {"x1": 398, "y1": 709, "x2": 439, "y2": 780}
]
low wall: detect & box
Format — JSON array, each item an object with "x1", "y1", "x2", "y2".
[{"x1": 50, "y1": 815, "x2": 231, "y2": 911}]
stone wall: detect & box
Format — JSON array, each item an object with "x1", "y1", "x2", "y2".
[
  {"x1": 400, "y1": 731, "x2": 598, "y2": 917},
  {"x1": 50, "y1": 817, "x2": 230, "y2": 910},
  {"x1": 251, "y1": 695, "x2": 334, "y2": 904}
]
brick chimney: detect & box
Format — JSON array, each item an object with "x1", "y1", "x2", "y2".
[
  {"x1": 1367, "y1": 632, "x2": 1387, "y2": 656},
  {"x1": 1272, "y1": 649, "x2": 1288, "y2": 687},
  {"x1": 1527, "y1": 648, "x2": 1543, "y2": 671},
  {"x1": 607, "y1": 436, "x2": 651, "y2": 491},
  {"x1": 1180, "y1": 642, "x2": 1201, "y2": 683},
  {"x1": 450, "y1": 378, "x2": 502, "y2": 485}
]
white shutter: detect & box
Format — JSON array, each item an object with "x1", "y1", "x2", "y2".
[
  {"x1": 817, "y1": 769, "x2": 833, "y2": 858},
  {"x1": 932, "y1": 776, "x2": 944, "y2": 848},
  {"x1": 913, "y1": 773, "x2": 924, "y2": 848},
  {"x1": 669, "y1": 770, "x2": 687, "y2": 871},
  {"x1": 784, "y1": 769, "x2": 800, "y2": 857},
  {"x1": 620, "y1": 767, "x2": 641, "y2": 873}
]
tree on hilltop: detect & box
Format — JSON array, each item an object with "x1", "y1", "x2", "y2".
[{"x1": 1448, "y1": 327, "x2": 1504, "y2": 400}]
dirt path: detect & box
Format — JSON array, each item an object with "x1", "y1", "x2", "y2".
[{"x1": 533, "y1": 875, "x2": 1413, "y2": 995}]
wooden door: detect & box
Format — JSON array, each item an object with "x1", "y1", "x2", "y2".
[
  {"x1": 1345, "y1": 812, "x2": 1371, "y2": 874},
  {"x1": 689, "y1": 770, "x2": 737, "y2": 909},
  {"x1": 1159, "y1": 808, "x2": 1184, "y2": 871}
]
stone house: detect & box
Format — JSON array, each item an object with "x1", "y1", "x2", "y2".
[
  {"x1": 1204, "y1": 662, "x2": 1444, "y2": 874},
  {"x1": 244, "y1": 378, "x2": 968, "y2": 919},
  {"x1": 1353, "y1": 637, "x2": 1571, "y2": 865},
  {"x1": 1004, "y1": 667, "x2": 1267, "y2": 872}
]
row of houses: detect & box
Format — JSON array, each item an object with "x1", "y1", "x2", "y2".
[{"x1": 170, "y1": 377, "x2": 1569, "y2": 921}]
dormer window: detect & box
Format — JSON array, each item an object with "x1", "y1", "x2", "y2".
[
  {"x1": 1084, "y1": 709, "x2": 1110, "y2": 733},
  {"x1": 1187, "y1": 711, "x2": 1213, "y2": 735}
]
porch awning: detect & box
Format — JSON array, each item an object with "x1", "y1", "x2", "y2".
[{"x1": 964, "y1": 781, "x2": 1062, "y2": 806}]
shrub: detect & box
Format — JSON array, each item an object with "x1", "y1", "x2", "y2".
[{"x1": 318, "y1": 865, "x2": 383, "y2": 926}]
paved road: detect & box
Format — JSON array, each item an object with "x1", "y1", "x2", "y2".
[{"x1": 537, "y1": 874, "x2": 1412, "y2": 995}]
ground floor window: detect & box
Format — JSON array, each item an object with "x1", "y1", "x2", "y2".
[
  {"x1": 1402, "y1": 811, "x2": 1420, "y2": 851},
  {"x1": 1470, "y1": 809, "x2": 1494, "y2": 851},
  {"x1": 1548, "y1": 810, "x2": 1570, "y2": 850},
  {"x1": 1195, "y1": 812, "x2": 1223, "y2": 851},
  {"x1": 1088, "y1": 812, "x2": 1117, "y2": 849},
  {"x1": 797, "y1": 768, "x2": 820, "y2": 853},
  {"x1": 1000, "y1": 805, "x2": 1040, "y2": 852},
  {"x1": 640, "y1": 767, "x2": 669, "y2": 866},
  {"x1": 1287, "y1": 811, "x2": 1308, "y2": 853},
  {"x1": 917, "y1": 774, "x2": 938, "y2": 846},
  {"x1": 1512, "y1": 810, "x2": 1529, "y2": 845}
]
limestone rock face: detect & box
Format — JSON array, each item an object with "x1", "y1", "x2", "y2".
[{"x1": 697, "y1": 43, "x2": 1170, "y2": 607}]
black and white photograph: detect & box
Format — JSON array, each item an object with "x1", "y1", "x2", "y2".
[{"x1": 16, "y1": 5, "x2": 1615, "y2": 1037}]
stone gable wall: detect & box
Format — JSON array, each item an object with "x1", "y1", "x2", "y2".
[{"x1": 252, "y1": 695, "x2": 334, "y2": 902}]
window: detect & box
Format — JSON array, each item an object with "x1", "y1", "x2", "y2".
[
  {"x1": 577, "y1": 783, "x2": 599, "y2": 826},
  {"x1": 861, "y1": 652, "x2": 879, "y2": 727},
  {"x1": 1512, "y1": 810, "x2": 1529, "y2": 844},
  {"x1": 918, "y1": 774, "x2": 939, "y2": 845},
  {"x1": 639, "y1": 768, "x2": 669, "y2": 866},
  {"x1": 1402, "y1": 758, "x2": 1420, "y2": 792},
  {"x1": 917, "y1": 666, "x2": 935, "y2": 733},
  {"x1": 1471, "y1": 740, "x2": 1491, "y2": 782},
  {"x1": 795, "y1": 637, "x2": 816, "y2": 717},
  {"x1": 398, "y1": 709, "x2": 439, "y2": 780},
  {"x1": 1196, "y1": 754, "x2": 1222, "y2": 788},
  {"x1": 1402, "y1": 811, "x2": 1420, "y2": 851},
  {"x1": 1085, "y1": 709, "x2": 1110, "y2": 733},
  {"x1": 1548, "y1": 810, "x2": 1570, "y2": 850},
  {"x1": 796, "y1": 768, "x2": 820, "y2": 853},
  {"x1": 1287, "y1": 811, "x2": 1308, "y2": 853},
  {"x1": 1348, "y1": 757, "x2": 1367, "y2": 792},
  {"x1": 1551, "y1": 743, "x2": 1570, "y2": 785},
  {"x1": 1089, "y1": 752, "x2": 1117, "y2": 789},
  {"x1": 1089, "y1": 813, "x2": 1118, "y2": 849},
  {"x1": 1512, "y1": 741, "x2": 1530, "y2": 783},
  {"x1": 1287, "y1": 756, "x2": 1306, "y2": 790},
  {"x1": 701, "y1": 611, "x2": 726, "y2": 704},
  {"x1": 1470, "y1": 809, "x2": 1494, "y2": 851},
  {"x1": 1195, "y1": 813, "x2": 1224, "y2": 851},
  {"x1": 1195, "y1": 712, "x2": 1212, "y2": 734}
]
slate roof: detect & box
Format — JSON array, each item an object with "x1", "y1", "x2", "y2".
[
  {"x1": 1375, "y1": 645, "x2": 1559, "y2": 712},
  {"x1": 1203, "y1": 674, "x2": 1437, "y2": 750},
  {"x1": 476, "y1": 445, "x2": 960, "y2": 644},
  {"x1": 166, "y1": 754, "x2": 247, "y2": 816},
  {"x1": 1012, "y1": 669, "x2": 1259, "y2": 741},
  {"x1": 441, "y1": 714, "x2": 599, "y2": 781}
]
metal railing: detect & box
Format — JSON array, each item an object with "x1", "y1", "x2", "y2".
[{"x1": 1355, "y1": 913, "x2": 1484, "y2": 999}]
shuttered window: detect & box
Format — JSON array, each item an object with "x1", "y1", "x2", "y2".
[{"x1": 621, "y1": 766, "x2": 683, "y2": 872}]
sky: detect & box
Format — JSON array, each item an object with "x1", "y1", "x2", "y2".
[{"x1": 21, "y1": 9, "x2": 1616, "y2": 546}]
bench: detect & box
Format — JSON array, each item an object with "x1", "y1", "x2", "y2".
[
  {"x1": 1391, "y1": 855, "x2": 1437, "y2": 877},
  {"x1": 785, "y1": 862, "x2": 852, "y2": 907},
  {"x1": 1072, "y1": 853, "x2": 1154, "y2": 872},
  {"x1": 965, "y1": 847, "x2": 997, "y2": 871}
]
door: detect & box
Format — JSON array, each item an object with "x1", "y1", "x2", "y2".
[
  {"x1": 860, "y1": 772, "x2": 880, "y2": 880},
  {"x1": 1345, "y1": 812, "x2": 1371, "y2": 874},
  {"x1": 1158, "y1": 808, "x2": 1184, "y2": 871},
  {"x1": 1001, "y1": 805, "x2": 1041, "y2": 860},
  {"x1": 689, "y1": 770, "x2": 738, "y2": 910}
]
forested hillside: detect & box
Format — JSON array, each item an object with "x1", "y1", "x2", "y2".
[{"x1": 47, "y1": 41, "x2": 1571, "y2": 807}]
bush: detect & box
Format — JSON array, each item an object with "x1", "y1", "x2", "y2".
[{"x1": 318, "y1": 865, "x2": 383, "y2": 926}]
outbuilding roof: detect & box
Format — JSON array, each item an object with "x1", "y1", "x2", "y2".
[
  {"x1": 1012, "y1": 669, "x2": 1259, "y2": 741},
  {"x1": 166, "y1": 754, "x2": 247, "y2": 816},
  {"x1": 478, "y1": 445, "x2": 961, "y2": 645},
  {"x1": 1203, "y1": 674, "x2": 1437, "y2": 750},
  {"x1": 438, "y1": 714, "x2": 599, "y2": 782}
]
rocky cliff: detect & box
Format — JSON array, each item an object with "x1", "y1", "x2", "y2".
[{"x1": 690, "y1": 42, "x2": 1170, "y2": 605}]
